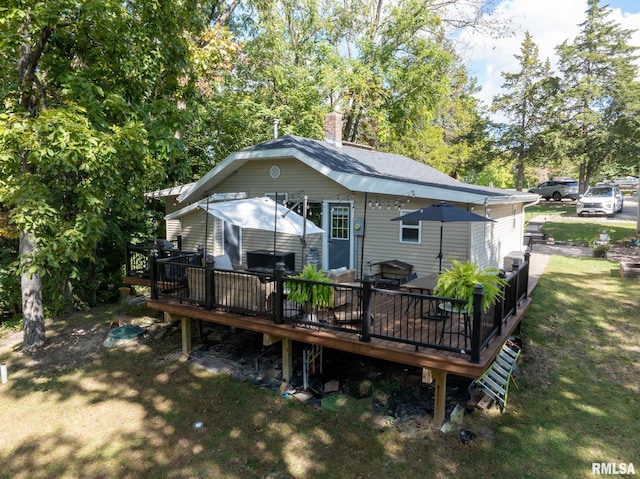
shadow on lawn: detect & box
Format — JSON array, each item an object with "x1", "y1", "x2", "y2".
[
  {"x1": 476, "y1": 259, "x2": 640, "y2": 477},
  {"x1": 1, "y1": 309, "x2": 451, "y2": 479},
  {"x1": 3, "y1": 255, "x2": 637, "y2": 478}
]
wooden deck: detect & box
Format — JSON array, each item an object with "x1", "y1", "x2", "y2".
[
  {"x1": 146, "y1": 293, "x2": 530, "y2": 378},
  {"x1": 125, "y1": 245, "x2": 536, "y2": 427}
]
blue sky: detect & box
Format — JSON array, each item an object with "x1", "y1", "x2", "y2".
[{"x1": 457, "y1": 0, "x2": 640, "y2": 111}]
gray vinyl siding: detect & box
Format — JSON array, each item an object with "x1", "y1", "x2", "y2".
[
  {"x1": 164, "y1": 195, "x2": 188, "y2": 245},
  {"x1": 166, "y1": 157, "x2": 529, "y2": 276},
  {"x1": 353, "y1": 196, "x2": 471, "y2": 277},
  {"x1": 206, "y1": 157, "x2": 342, "y2": 270},
  {"x1": 470, "y1": 203, "x2": 524, "y2": 270},
  {"x1": 179, "y1": 209, "x2": 214, "y2": 253},
  {"x1": 177, "y1": 214, "x2": 323, "y2": 271},
  {"x1": 172, "y1": 159, "x2": 335, "y2": 269},
  {"x1": 238, "y1": 231, "x2": 323, "y2": 271},
  {"x1": 211, "y1": 158, "x2": 347, "y2": 201}
]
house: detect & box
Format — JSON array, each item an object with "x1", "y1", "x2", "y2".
[
  {"x1": 158, "y1": 112, "x2": 538, "y2": 277},
  {"x1": 133, "y1": 113, "x2": 538, "y2": 427}
]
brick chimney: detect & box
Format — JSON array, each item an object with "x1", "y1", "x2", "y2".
[{"x1": 324, "y1": 111, "x2": 342, "y2": 148}]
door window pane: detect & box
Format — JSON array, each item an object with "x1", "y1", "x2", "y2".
[{"x1": 331, "y1": 206, "x2": 350, "y2": 240}]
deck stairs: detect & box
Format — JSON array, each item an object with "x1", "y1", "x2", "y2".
[{"x1": 472, "y1": 340, "x2": 521, "y2": 411}]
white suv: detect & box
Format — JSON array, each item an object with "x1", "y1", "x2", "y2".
[
  {"x1": 528, "y1": 179, "x2": 579, "y2": 201},
  {"x1": 576, "y1": 186, "x2": 624, "y2": 216}
]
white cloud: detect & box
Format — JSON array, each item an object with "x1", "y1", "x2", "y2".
[{"x1": 457, "y1": 0, "x2": 640, "y2": 111}]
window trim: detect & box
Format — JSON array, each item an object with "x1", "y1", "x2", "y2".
[{"x1": 398, "y1": 208, "x2": 421, "y2": 244}]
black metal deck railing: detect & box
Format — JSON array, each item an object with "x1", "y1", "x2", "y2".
[
  {"x1": 145, "y1": 250, "x2": 530, "y2": 363},
  {"x1": 124, "y1": 238, "x2": 182, "y2": 277}
]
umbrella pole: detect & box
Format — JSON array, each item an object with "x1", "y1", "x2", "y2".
[{"x1": 302, "y1": 195, "x2": 308, "y2": 266}]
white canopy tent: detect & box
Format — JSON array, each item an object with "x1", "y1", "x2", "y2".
[
  {"x1": 166, "y1": 196, "x2": 324, "y2": 265},
  {"x1": 196, "y1": 196, "x2": 324, "y2": 236}
]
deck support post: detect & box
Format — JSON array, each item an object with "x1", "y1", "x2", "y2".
[
  {"x1": 433, "y1": 369, "x2": 447, "y2": 428},
  {"x1": 282, "y1": 338, "x2": 292, "y2": 382},
  {"x1": 181, "y1": 316, "x2": 192, "y2": 357}
]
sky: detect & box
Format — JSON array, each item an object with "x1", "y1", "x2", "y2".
[{"x1": 457, "y1": 0, "x2": 640, "y2": 114}]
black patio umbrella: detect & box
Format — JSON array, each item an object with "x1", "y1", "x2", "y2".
[{"x1": 391, "y1": 201, "x2": 494, "y2": 273}]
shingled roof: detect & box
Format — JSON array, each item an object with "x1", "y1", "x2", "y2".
[{"x1": 179, "y1": 134, "x2": 537, "y2": 206}]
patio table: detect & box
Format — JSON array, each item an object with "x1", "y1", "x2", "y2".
[
  {"x1": 401, "y1": 273, "x2": 439, "y2": 295},
  {"x1": 400, "y1": 273, "x2": 439, "y2": 319}
]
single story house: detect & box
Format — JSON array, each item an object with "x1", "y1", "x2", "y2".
[
  {"x1": 135, "y1": 113, "x2": 538, "y2": 427},
  {"x1": 154, "y1": 112, "x2": 538, "y2": 278}
]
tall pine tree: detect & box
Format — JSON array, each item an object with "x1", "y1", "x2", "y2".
[
  {"x1": 555, "y1": 0, "x2": 639, "y2": 192},
  {"x1": 492, "y1": 31, "x2": 556, "y2": 191}
]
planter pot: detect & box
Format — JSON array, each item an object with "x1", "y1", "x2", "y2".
[
  {"x1": 301, "y1": 302, "x2": 318, "y2": 322},
  {"x1": 620, "y1": 262, "x2": 640, "y2": 279},
  {"x1": 118, "y1": 287, "x2": 131, "y2": 301},
  {"x1": 592, "y1": 249, "x2": 607, "y2": 258}
]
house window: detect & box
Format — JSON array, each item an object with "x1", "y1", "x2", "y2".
[
  {"x1": 399, "y1": 209, "x2": 421, "y2": 243},
  {"x1": 331, "y1": 206, "x2": 350, "y2": 240}
]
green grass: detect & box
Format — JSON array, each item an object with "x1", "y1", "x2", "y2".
[
  {"x1": 524, "y1": 202, "x2": 638, "y2": 244},
  {"x1": 525, "y1": 202, "x2": 576, "y2": 221},
  {"x1": 465, "y1": 256, "x2": 640, "y2": 478},
  {"x1": 1, "y1": 255, "x2": 639, "y2": 478},
  {"x1": 0, "y1": 316, "x2": 22, "y2": 332},
  {"x1": 540, "y1": 221, "x2": 636, "y2": 244}
]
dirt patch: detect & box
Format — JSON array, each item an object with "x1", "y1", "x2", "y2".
[
  {"x1": 518, "y1": 343, "x2": 552, "y2": 390},
  {"x1": 186, "y1": 322, "x2": 473, "y2": 424},
  {"x1": 0, "y1": 304, "x2": 166, "y2": 375}
]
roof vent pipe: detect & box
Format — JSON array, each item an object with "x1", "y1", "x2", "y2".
[{"x1": 273, "y1": 119, "x2": 280, "y2": 139}]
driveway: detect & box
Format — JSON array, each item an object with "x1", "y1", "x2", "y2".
[
  {"x1": 532, "y1": 195, "x2": 638, "y2": 224},
  {"x1": 526, "y1": 195, "x2": 638, "y2": 284}
]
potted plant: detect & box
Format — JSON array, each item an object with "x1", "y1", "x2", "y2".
[
  {"x1": 591, "y1": 240, "x2": 611, "y2": 258},
  {"x1": 285, "y1": 264, "x2": 334, "y2": 320},
  {"x1": 433, "y1": 259, "x2": 508, "y2": 313}
]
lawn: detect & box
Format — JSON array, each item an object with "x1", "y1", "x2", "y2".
[
  {"x1": 525, "y1": 201, "x2": 576, "y2": 221},
  {"x1": 525, "y1": 202, "x2": 638, "y2": 244},
  {"x1": 540, "y1": 221, "x2": 636, "y2": 245},
  {"x1": 1, "y1": 255, "x2": 639, "y2": 479}
]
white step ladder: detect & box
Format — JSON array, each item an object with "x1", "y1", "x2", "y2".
[{"x1": 473, "y1": 340, "x2": 521, "y2": 411}]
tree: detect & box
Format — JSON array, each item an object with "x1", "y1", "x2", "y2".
[
  {"x1": 554, "y1": 0, "x2": 639, "y2": 192},
  {"x1": 0, "y1": 1, "x2": 235, "y2": 350},
  {"x1": 204, "y1": 0, "x2": 482, "y2": 156},
  {"x1": 491, "y1": 32, "x2": 557, "y2": 191},
  {"x1": 388, "y1": 58, "x2": 490, "y2": 179}
]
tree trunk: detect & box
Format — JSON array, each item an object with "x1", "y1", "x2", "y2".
[
  {"x1": 16, "y1": 19, "x2": 53, "y2": 351},
  {"x1": 516, "y1": 157, "x2": 525, "y2": 191},
  {"x1": 20, "y1": 231, "x2": 45, "y2": 351}
]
